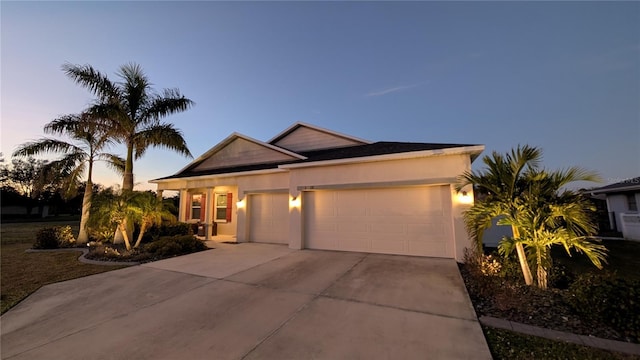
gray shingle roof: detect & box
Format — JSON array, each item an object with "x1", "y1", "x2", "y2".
[{"x1": 155, "y1": 141, "x2": 478, "y2": 181}]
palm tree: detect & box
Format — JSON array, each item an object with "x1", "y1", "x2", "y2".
[
  {"x1": 13, "y1": 114, "x2": 124, "y2": 243},
  {"x1": 92, "y1": 189, "x2": 139, "y2": 251},
  {"x1": 458, "y1": 145, "x2": 542, "y2": 285},
  {"x1": 133, "y1": 191, "x2": 176, "y2": 248},
  {"x1": 459, "y1": 146, "x2": 605, "y2": 287},
  {"x1": 500, "y1": 169, "x2": 607, "y2": 289},
  {"x1": 61, "y1": 62, "x2": 193, "y2": 191}
]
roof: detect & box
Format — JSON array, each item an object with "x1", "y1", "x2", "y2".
[
  {"x1": 155, "y1": 141, "x2": 481, "y2": 181},
  {"x1": 590, "y1": 177, "x2": 640, "y2": 195},
  {"x1": 151, "y1": 122, "x2": 484, "y2": 183}
]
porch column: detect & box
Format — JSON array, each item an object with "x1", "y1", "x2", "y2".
[
  {"x1": 179, "y1": 189, "x2": 188, "y2": 222},
  {"x1": 205, "y1": 188, "x2": 214, "y2": 240},
  {"x1": 156, "y1": 190, "x2": 164, "y2": 208}
]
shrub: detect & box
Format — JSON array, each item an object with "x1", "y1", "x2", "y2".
[
  {"x1": 140, "y1": 223, "x2": 193, "y2": 243},
  {"x1": 33, "y1": 226, "x2": 76, "y2": 249},
  {"x1": 144, "y1": 235, "x2": 206, "y2": 257},
  {"x1": 566, "y1": 273, "x2": 640, "y2": 342}
]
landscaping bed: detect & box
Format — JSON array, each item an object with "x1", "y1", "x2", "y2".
[
  {"x1": 84, "y1": 234, "x2": 209, "y2": 263},
  {"x1": 460, "y1": 240, "x2": 640, "y2": 345}
]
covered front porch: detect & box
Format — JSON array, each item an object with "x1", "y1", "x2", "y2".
[{"x1": 158, "y1": 185, "x2": 239, "y2": 241}]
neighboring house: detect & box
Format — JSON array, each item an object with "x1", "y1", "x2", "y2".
[
  {"x1": 590, "y1": 177, "x2": 640, "y2": 241},
  {"x1": 151, "y1": 122, "x2": 484, "y2": 261}
]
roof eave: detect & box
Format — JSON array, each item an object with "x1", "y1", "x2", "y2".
[{"x1": 278, "y1": 145, "x2": 485, "y2": 170}]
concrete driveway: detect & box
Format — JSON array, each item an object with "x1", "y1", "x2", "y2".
[{"x1": 1, "y1": 243, "x2": 491, "y2": 359}]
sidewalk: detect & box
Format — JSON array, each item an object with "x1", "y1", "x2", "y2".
[{"x1": 479, "y1": 316, "x2": 640, "y2": 356}]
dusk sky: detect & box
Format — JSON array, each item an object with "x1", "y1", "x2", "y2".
[{"x1": 2, "y1": 1, "x2": 638, "y2": 192}]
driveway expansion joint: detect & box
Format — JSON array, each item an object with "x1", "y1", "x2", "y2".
[{"x1": 479, "y1": 316, "x2": 640, "y2": 356}]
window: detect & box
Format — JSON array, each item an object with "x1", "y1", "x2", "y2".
[
  {"x1": 215, "y1": 193, "x2": 232, "y2": 222},
  {"x1": 628, "y1": 194, "x2": 638, "y2": 212},
  {"x1": 191, "y1": 194, "x2": 203, "y2": 220}
]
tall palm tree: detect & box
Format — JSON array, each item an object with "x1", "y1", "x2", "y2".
[
  {"x1": 61, "y1": 62, "x2": 194, "y2": 191},
  {"x1": 458, "y1": 145, "x2": 542, "y2": 285},
  {"x1": 13, "y1": 114, "x2": 124, "y2": 243}
]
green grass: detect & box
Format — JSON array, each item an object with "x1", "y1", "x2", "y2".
[
  {"x1": 483, "y1": 327, "x2": 637, "y2": 360},
  {"x1": 1, "y1": 219, "x2": 125, "y2": 314}
]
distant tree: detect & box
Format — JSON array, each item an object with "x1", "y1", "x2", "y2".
[
  {"x1": 0, "y1": 157, "x2": 52, "y2": 216},
  {"x1": 13, "y1": 113, "x2": 124, "y2": 243}
]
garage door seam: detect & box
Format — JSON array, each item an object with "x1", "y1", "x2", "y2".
[{"x1": 239, "y1": 253, "x2": 370, "y2": 359}]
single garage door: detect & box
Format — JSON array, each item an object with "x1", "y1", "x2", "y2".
[
  {"x1": 304, "y1": 186, "x2": 453, "y2": 257},
  {"x1": 248, "y1": 193, "x2": 289, "y2": 244}
]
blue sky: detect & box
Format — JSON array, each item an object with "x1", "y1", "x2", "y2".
[{"x1": 2, "y1": 1, "x2": 638, "y2": 191}]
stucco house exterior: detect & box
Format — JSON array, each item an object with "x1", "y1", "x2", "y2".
[
  {"x1": 151, "y1": 122, "x2": 484, "y2": 261},
  {"x1": 591, "y1": 177, "x2": 640, "y2": 241}
]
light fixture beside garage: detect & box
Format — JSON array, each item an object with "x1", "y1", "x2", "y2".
[
  {"x1": 236, "y1": 197, "x2": 245, "y2": 208},
  {"x1": 290, "y1": 195, "x2": 301, "y2": 208},
  {"x1": 457, "y1": 189, "x2": 474, "y2": 205}
]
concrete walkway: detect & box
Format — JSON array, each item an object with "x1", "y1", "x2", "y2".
[
  {"x1": 1, "y1": 243, "x2": 491, "y2": 359},
  {"x1": 480, "y1": 316, "x2": 640, "y2": 356}
]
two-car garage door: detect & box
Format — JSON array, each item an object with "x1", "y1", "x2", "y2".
[{"x1": 304, "y1": 186, "x2": 453, "y2": 258}]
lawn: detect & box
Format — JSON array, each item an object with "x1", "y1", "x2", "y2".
[{"x1": 1, "y1": 219, "x2": 126, "y2": 314}]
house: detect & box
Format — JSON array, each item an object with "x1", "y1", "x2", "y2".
[
  {"x1": 590, "y1": 177, "x2": 640, "y2": 240},
  {"x1": 150, "y1": 122, "x2": 484, "y2": 261}
]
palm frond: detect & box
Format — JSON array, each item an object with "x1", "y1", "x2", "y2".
[
  {"x1": 97, "y1": 153, "x2": 126, "y2": 174},
  {"x1": 13, "y1": 138, "x2": 85, "y2": 158},
  {"x1": 62, "y1": 63, "x2": 120, "y2": 100},
  {"x1": 133, "y1": 123, "x2": 192, "y2": 159}
]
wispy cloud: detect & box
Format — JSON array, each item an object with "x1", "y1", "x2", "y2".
[{"x1": 365, "y1": 83, "x2": 419, "y2": 97}]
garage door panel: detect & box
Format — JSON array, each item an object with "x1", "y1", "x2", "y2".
[
  {"x1": 304, "y1": 186, "x2": 453, "y2": 258},
  {"x1": 249, "y1": 193, "x2": 289, "y2": 244}
]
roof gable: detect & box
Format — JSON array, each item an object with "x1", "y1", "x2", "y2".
[
  {"x1": 177, "y1": 133, "x2": 305, "y2": 174},
  {"x1": 269, "y1": 122, "x2": 371, "y2": 152}
]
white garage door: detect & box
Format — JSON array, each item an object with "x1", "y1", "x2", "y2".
[
  {"x1": 304, "y1": 186, "x2": 453, "y2": 257},
  {"x1": 248, "y1": 193, "x2": 289, "y2": 244}
]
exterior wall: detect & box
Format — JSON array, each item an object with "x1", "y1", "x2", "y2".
[
  {"x1": 155, "y1": 154, "x2": 477, "y2": 261},
  {"x1": 606, "y1": 193, "x2": 639, "y2": 231}
]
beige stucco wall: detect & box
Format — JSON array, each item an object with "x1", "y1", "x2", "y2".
[{"x1": 154, "y1": 153, "x2": 475, "y2": 261}]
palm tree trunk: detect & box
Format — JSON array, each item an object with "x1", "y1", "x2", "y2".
[
  {"x1": 119, "y1": 223, "x2": 132, "y2": 251},
  {"x1": 512, "y1": 226, "x2": 534, "y2": 286},
  {"x1": 123, "y1": 143, "x2": 134, "y2": 191},
  {"x1": 115, "y1": 143, "x2": 135, "y2": 244},
  {"x1": 77, "y1": 160, "x2": 94, "y2": 244},
  {"x1": 537, "y1": 250, "x2": 548, "y2": 289},
  {"x1": 134, "y1": 222, "x2": 147, "y2": 248}
]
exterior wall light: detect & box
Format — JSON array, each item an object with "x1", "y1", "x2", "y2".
[
  {"x1": 290, "y1": 195, "x2": 301, "y2": 208},
  {"x1": 236, "y1": 198, "x2": 245, "y2": 208},
  {"x1": 457, "y1": 190, "x2": 474, "y2": 205}
]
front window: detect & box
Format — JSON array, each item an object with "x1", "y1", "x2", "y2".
[
  {"x1": 191, "y1": 194, "x2": 202, "y2": 220},
  {"x1": 628, "y1": 194, "x2": 638, "y2": 212},
  {"x1": 215, "y1": 193, "x2": 228, "y2": 222}
]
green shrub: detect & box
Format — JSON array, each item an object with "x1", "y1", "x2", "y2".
[
  {"x1": 33, "y1": 226, "x2": 76, "y2": 249},
  {"x1": 144, "y1": 235, "x2": 206, "y2": 257},
  {"x1": 140, "y1": 223, "x2": 193, "y2": 243},
  {"x1": 566, "y1": 273, "x2": 640, "y2": 342}
]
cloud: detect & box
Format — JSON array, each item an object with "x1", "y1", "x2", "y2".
[{"x1": 365, "y1": 83, "x2": 419, "y2": 97}]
